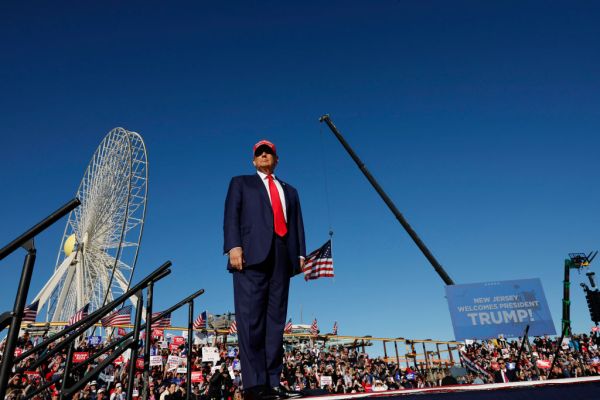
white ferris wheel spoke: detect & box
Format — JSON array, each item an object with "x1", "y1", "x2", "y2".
[
  {"x1": 53, "y1": 266, "x2": 77, "y2": 321},
  {"x1": 32, "y1": 253, "x2": 75, "y2": 308}
]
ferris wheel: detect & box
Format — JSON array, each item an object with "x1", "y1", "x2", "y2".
[{"x1": 33, "y1": 128, "x2": 148, "y2": 322}]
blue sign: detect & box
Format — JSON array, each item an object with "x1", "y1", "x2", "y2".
[
  {"x1": 87, "y1": 336, "x2": 102, "y2": 346},
  {"x1": 445, "y1": 278, "x2": 555, "y2": 340}
]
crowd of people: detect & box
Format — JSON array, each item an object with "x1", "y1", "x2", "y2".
[
  {"x1": 460, "y1": 330, "x2": 600, "y2": 383},
  {"x1": 1, "y1": 328, "x2": 599, "y2": 400}
]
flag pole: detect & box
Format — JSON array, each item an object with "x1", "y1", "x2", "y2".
[{"x1": 515, "y1": 324, "x2": 530, "y2": 371}]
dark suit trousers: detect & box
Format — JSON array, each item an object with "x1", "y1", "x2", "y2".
[{"x1": 233, "y1": 236, "x2": 291, "y2": 390}]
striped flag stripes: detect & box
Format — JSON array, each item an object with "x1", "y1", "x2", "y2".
[
  {"x1": 151, "y1": 311, "x2": 172, "y2": 328},
  {"x1": 100, "y1": 305, "x2": 132, "y2": 327},
  {"x1": 284, "y1": 318, "x2": 293, "y2": 334},
  {"x1": 459, "y1": 351, "x2": 493, "y2": 381},
  {"x1": 310, "y1": 319, "x2": 318, "y2": 336},
  {"x1": 193, "y1": 311, "x2": 207, "y2": 330},
  {"x1": 228, "y1": 320, "x2": 237, "y2": 335},
  {"x1": 22, "y1": 300, "x2": 39, "y2": 323},
  {"x1": 68, "y1": 303, "x2": 90, "y2": 326},
  {"x1": 302, "y1": 240, "x2": 334, "y2": 281}
]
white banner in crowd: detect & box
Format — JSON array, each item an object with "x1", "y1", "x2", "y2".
[
  {"x1": 202, "y1": 347, "x2": 220, "y2": 363},
  {"x1": 150, "y1": 355, "x2": 163, "y2": 367},
  {"x1": 167, "y1": 355, "x2": 180, "y2": 371},
  {"x1": 99, "y1": 372, "x2": 114, "y2": 382},
  {"x1": 320, "y1": 376, "x2": 332, "y2": 387}
]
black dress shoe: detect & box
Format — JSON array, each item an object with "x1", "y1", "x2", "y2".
[
  {"x1": 243, "y1": 386, "x2": 268, "y2": 400},
  {"x1": 267, "y1": 386, "x2": 303, "y2": 399}
]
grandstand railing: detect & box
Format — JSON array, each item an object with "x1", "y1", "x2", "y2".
[
  {"x1": 0, "y1": 198, "x2": 81, "y2": 399},
  {"x1": 12, "y1": 261, "x2": 172, "y2": 400},
  {"x1": 9, "y1": 258, "x2": 206, "y2": 400}
]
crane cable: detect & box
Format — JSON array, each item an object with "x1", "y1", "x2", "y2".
[{"x1": 318, "y1": 125, "x2": 335, "y2": 283}]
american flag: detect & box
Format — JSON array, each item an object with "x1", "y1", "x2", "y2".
[
  {"x1": 284, "y1": 318, "x2": 293, "y2": 334},
  {"x1": 310, "y1": 319, "x2": 318, "y2": 336},
  {"x1": 68, "y1": 303, "x2": 90, "y2": 326},
  {"x1": 193, "y1": 311, "x2": 207, "y2": 330},
  {"x1": 302, "y1": 240, "x2": 334, "y2": 281},
  {"x1": 22, "y1": 300, "x2": 39, "y2": 323},
  {"x1": 332, "y1": 321, "x2": 338, "y2": 335},
  {"x1": 100, "y1": 305, "x2": 132, "y2": 327},
  {"x1": 459, "y1": 351, "x2": 493, "y2": 381},
  {"x1": 151, "y1": 312, "x2": 172, "y2": 328},
  {"x1": 228, "y1": 320, "x2": 237, "y2": 335}
]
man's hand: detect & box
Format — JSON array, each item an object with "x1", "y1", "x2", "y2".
[{"x1": 229, "y1": 247, "x2": 245, "y2": 270}]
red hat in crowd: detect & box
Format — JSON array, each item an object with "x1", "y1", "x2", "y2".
[{"x1": 253, "y1": 140, "x2": 276, "y2": 155}]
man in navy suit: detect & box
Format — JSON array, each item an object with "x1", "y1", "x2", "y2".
[
  {"x1": 224, "y1": 140, "x2": 306, "y2": 400},
  {"x1": 493, "y1": 359, "x2": 517, "y2": 383}
]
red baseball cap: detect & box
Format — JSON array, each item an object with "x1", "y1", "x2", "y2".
[{"x1": 253, "y1": 140, "x2": 276, "y2": 155}]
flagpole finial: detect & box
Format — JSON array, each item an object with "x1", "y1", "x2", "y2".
[{"x1": 328, "y1": 230, "x2": 334, "y2": 238}]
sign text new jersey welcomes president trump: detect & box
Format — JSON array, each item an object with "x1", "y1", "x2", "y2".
[{"x1": 445, "y1": 278, "x2": 555, "y2": 340}]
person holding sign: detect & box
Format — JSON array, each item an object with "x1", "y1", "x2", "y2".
[{"x1": 224, "y1": 140, "x2": 306, "y2": 400}]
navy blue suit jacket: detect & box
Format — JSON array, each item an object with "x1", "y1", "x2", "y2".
[{"x1": 224, "y1": 174, "x2": 306, "y2": 276}]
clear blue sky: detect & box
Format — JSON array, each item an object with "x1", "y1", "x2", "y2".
[{"x1": 1, "y1": 1, "x2": 599, "y2": 345}]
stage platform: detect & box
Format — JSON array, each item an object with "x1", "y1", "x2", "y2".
[{"x1": 304, "y1": 376, "x2": 600, "y2": 400}]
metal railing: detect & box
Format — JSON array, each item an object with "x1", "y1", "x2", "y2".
[
  {"x1": 0, "y1": 198, "x2": 207, "y2": 400},
  {"x1": 0, "y1": 198, "x2": 81, "y2": 399}
]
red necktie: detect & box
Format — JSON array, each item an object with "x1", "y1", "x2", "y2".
[{"x1": 267, "y1": 175, "x2": 287, "y2": 237}]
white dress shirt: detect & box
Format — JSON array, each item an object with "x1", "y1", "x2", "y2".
[{"x1": 256, "y1": 170, "x2": 287, "y2": 222}]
